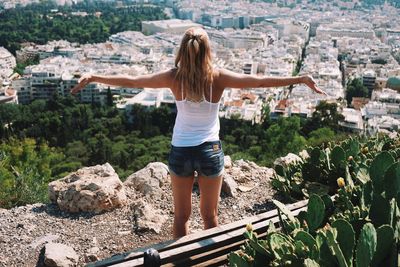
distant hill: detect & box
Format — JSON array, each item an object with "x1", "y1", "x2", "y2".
[{"x1": 0, "y1": 0, "x2": 167, "y2": 55}]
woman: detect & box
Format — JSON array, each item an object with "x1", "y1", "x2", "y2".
[{"x1": 71, "y1": 27, "x2": 326, "y2": 238}]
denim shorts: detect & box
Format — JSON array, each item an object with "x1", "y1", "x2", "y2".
[{"x1": 168, "y1": 140, "x2": 225, "y2": 178}]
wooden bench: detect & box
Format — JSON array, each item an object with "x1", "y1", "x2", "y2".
[{"x1": 88, "y1": 199, "x2": 308, "y2": 267}]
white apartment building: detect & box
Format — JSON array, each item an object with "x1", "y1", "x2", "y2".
[
  {"x1": 206, "y1": 13, "x2": 251, "y2": 29},
  {"x1": 362, "y1": 70, "x2": 376, "y2": 95},
  {"x1": 11, "y1": 78, "x2": 31, "y2": 104},
  {"x1": 83, "y1": 43, "x2": 136, "y2": 65},
  {"x1": 339, "y1": 108, "x2": 364, "y2": 132},
  {"x1": 76, "y1": 84, "x2": 108, "y2": 105},
  {"x1": 387, "y1": 29, "x2": 400, "y2": 38},
  {"x1": 316, "y1": 23, "x2": 375, "y2": 40},
  {"x1": 0, "y1": 47, "x2": 16, "y2": 79},
  {"x1": 117, "y1": 88, "x2": 175, "y2": 121},
  {"x1": 263, "y1": 19, "x2": 310, "y2": 41},
  {"x1": 118, "y1": 88, "x2": 172, "y2": 108},
  {"x1": 16, "y1": 41, "x2": 81, "y2": 63},
  {"x1": 141, "y1": 19, "x2": 201, "y2": 35},
  {"x1": 109, "y1": 31, "x2": 148, "y2": 45},
  {"x1": 0, "y1": 47, "x2": 16, "y2": 69},
  {"x1": 111, "y1": 31, "x2": 177, "y2": 56},
  {"x1": 0, "y1": 88, "x2": 18, "y2": 104},
  {"x1": 264, "y1": 60, "x2": 294, "y2": 77},
  {"x1": 208, "y1": 29, "x2": 267, "y2": 50},
  {"x1": 28, "y1": 68, "x2": 61, "y2": 100},
  {"x1": 373, "y1": 88, "x2": 400, "y2": 103},
  {"x1": 242, "y1": 62, "x2": 258, "y2": 75},
  {"x1": 335, "y1": 37, "x2": 399, "y2": 84},
  {"x1": 362, "y1": 101, "x2": 388, "y2": 119},
  {"x1": 367, "y1": 116, "x2": 400, "y2": 134},
  {"x1": 12, "y1": 57, "x2": 113, "y2": 105}
]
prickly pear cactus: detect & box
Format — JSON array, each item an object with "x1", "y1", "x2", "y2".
[
  {"x1": 331, "y1": 219, "x2": 355, "y2": 266},
  {"x1": 370, "y1": 193, "x2": 391, "y2": 226},
  {"x1": 323, "y1": 225, "x2": 349, "y2": 267},
  {"x1": 371, "y1": 225, "x2": 395, "y2": 267},
  {"x1": 384, "y1": 162, "x2": 400, "y2": 199},
  {"x1": 331, "y1": 146, "x2": 346, "y2": 169},
  {"x1": 294, "y1": 230, "x2": 319, "y2": 260},
  {"x1": 306, "y1": 194, "x2": 325, "y2": 232},
  {"x1": 231, "y1": 135, "x2": 400, "y2": 267},
  {"x1": 370, "y1": 152, "x2": 395, "y2": 193},
  {"x1": 355, "y1": 223, "x2": 377, "y2": 267},
  {"x1": 229, "y1": 251, "x2": 253, "y2": 267}
]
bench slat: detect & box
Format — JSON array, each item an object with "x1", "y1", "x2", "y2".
[
  {"x1": 90, "y1": 199, "x2": 309, "y2": 267},
  {"x1": 104, "y1": 205, "x2": 307, "y2": 267}
]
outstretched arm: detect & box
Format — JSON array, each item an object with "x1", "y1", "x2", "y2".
[
  {"x1": 71, "y1": 69, "x2": 174, "y2": 94},
  {"x1": 218, "y1": 68, "x2": 326, "y2": 94}
]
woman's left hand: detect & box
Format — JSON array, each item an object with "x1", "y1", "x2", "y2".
[
  {"x1": 71, "y1": 73, "x2": 94, "y2": 95},
  {"x1": 301, "y1": 75, "x2": 327, "y2": 95}
]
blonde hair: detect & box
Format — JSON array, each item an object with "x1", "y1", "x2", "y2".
[{"x1": 175, "y1": 27, "x2": 213, "y2": 101}]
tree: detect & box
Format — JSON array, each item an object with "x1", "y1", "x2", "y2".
[
  {"x1": 307, "y1": 127, "x2": 335, "y2": 147},
  {"x1": 150, "y1": 105, "x2": 175, "y2": 135},
  {"x1": 0, "y1": 2, "x2": 167, "y2": 54},
  {"x1": 106, "y1": 87, "x2": 113, "y2": 107},
  {"x1": 260, "y1": 103, "x2": 271, "y2": 127},
  {"x1": 346, "y1": 78, "x2": 369, "y2": 105},
  {"x1": 0, "y1": 103, "x2": 20, "y2": 138},
  {"x1": 0, "y1": 138, "x2": 66, "y2": 208},
  {"x1": 0, "y1": 94, "x2": 355, "y2": 208},
  {"x1": 263, "y1": 117, "x2": 307, "y2": 164},
  {"x1": 302, "y1": 101, "x2": 344, "y2": 135}
]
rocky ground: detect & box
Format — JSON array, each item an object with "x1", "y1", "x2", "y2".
[{"x1": 0, "y1": 157, "x2": 286, "y2": 267}]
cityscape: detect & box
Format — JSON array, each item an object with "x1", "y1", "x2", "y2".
[
  {"x1": 1, "y1": 0, "x2": 399, "y2": 135},
  {"x1": 2, "y1": 1, "x2": 400, "y2": 266}
]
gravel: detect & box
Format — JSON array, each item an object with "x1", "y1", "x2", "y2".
[{"x1": 0, "y1": 160, "x2": 280, "y2": 267}]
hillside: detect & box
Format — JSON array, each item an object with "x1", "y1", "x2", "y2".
[{"x1": 0, "y1": 156, "x2": 281, "y2": 266}]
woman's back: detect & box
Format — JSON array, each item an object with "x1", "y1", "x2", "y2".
[{"x1": 172, "y1": 84, "x2": 220, "y2": 146}]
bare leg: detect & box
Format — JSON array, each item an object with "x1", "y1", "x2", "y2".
[
  {"x1": 198, "y1": 175, "x2": 223, "y2": 230},
  {"x1": 170, "y1": 174, "x2": 195, "y2": 238}
]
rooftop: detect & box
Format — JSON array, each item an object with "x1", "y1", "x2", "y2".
[{"x1": 142, "y1": 19, "x2": 201, "y2": 29}]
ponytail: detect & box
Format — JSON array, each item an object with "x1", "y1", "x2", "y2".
[{"x1": 175, "y1": 28, "x2": 213, "y2": 102}]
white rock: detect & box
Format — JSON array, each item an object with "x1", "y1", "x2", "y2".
[
  {"x1": 238, "y1": 185, "x2": 254, "y2": 192},
  {"x1": 229, "y1": 166, "x2": 242, "y2": 177},
  {"x1": 0, "y1": 208, "x2": 8, "y2": 214},
  {"x1": 117, "y1": 230, "x2": 131, "y2": 236},
  {"x1": 273, "y1": 153, "x2": 303, "y2": 168},
  {"x1": 124, "y1": 162, "x2": 169, "y2": 196},
  {"x1": 389, "y1": 131, "x2": 398, "y2": 139},
  {"x1": 44, "y1": 243, "x2": 78, "y2": 267},
  {"x1": 261, "y1": 168, "x2": 276, "y2": 181},
  {"x1": 224, "y1": 155, "x2": 232, "y2": 169},
  {"x1": 30, "y1": 234, "x2": 59, "y2": 249},
  {"x1": 235, "y1": 159, "x2": 252, "y2": 171},
  {"x1": 221, "y1": 174, "x2": 238, "y2": 197},
  {"x1": 88, "y1": 246, "x2": 99, "y2": 254},
  {"x1": 298, "y1": 150, "x2": 310, "y2": 160},
  {"x1": 48, "y1": 163, "x2": 127, "y2": 213},
  {"x1": 132, "y1": 200, "x2": 168, "y2": 234}
]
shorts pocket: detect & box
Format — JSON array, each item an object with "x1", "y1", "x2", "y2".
[
  {"x1": 199, "y1": 147, "x2": 224, "y2": 177},
  {"x1": 168, "y1": 147, "x2": 191, "y2": 176}
]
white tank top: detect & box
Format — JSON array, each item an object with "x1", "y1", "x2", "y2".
[{"x1": 171, "y1": 83, "x2": 220, "y2": 147}]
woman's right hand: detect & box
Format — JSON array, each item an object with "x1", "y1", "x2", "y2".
[
  {"x1": 301, "y1": 75, "x2": 327, "y2": 95},
  {"x1": 71, "y1": 74, "x2": 94, "y2": 95}
]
